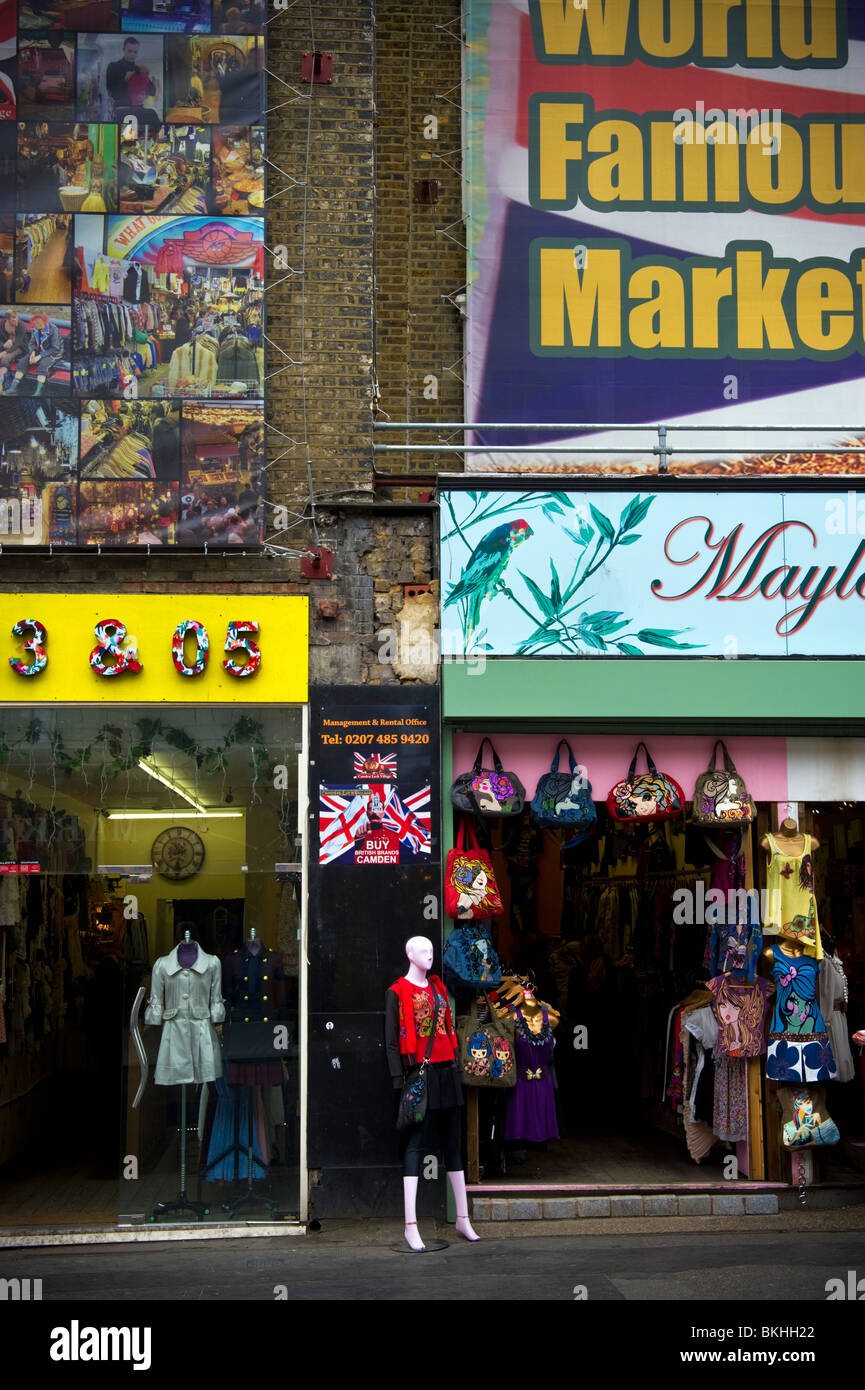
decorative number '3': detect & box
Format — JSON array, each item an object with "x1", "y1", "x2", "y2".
[
  {"x1": 9, "y1": 619, "x2": 47, "y2": 677},
  {"x1": 223, "y1": 620, "x2": 261, "y2": 678},
  {"x1": 172, "y1": 620, "x2": 209, "y2": 677},
  {"x1": 90, "y1": 620, "x2": 142, "y2": 677}
]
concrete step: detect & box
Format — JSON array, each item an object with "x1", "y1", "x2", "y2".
[{"x1": 470, "y1": 1182, "x2": 865, "y2": 1221}]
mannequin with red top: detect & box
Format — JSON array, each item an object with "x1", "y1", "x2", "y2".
[{"x1": 385, "y1": 935, "x2": 479, "y2": 1251}]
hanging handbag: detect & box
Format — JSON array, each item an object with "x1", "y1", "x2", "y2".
[
  {"x1": 780, "y1": 1086, "x2": 840, "y2": 1149},
  {"x1": 457, "y1": 993, "x2": 516, "y2": 1088},
  {"x1": 692, "y1": 740, "x2": 756, "y2": 826},
  {"x1": 606, "y1": 741, "x2": 684, "y2": 824},
  {"x1": 450, "y1": 737, "x2": 526, "y2": 818},
  {"x1": 396, "y1": 989, "x2": 440, "y2": 1131},
  {"x1": 530, "y1": 738, "x2": 596, "y2": 839},
  {"x1": 443, "y1": 919, "x2": 502, "y2": 992},
  {"x1": 444, "y1": 818, "x2": 504, "y2": 920}
]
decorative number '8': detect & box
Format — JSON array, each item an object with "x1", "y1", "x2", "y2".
[
  {"x1": 9, "y1": 620, "x2": 47, "y2": 677},
  {"x1": 223, "y1": 620, "x2": 261, "y2": 678},
  {"x1": 172, "y1": 620, "x2": 209, "y2": 677},
  {"x1": 90, "y1": 619, "x2": 142, "y2": 677}
]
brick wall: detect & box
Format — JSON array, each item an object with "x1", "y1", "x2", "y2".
[
  {"x1": 374, "y1": 0, "x2": 465, "y2": 479},
  {"x1": 0, "y1": 1, "x2": 462, "y2": 693}
]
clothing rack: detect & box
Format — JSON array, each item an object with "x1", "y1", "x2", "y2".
[{"x1": 580, "y1": 870, "x2": 706, "y2": 887}]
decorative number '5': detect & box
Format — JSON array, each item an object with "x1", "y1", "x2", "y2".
[
  {"x1": 10, "y1": 619, "x2": 47, "y2": 677},
  {"x1": 90, "y1": 620, "x2": 143, "y2": 677},
  {"x1": 223, "y1": 620, "x2": 261, "y2": 678}
]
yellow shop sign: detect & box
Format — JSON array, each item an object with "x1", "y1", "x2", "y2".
[{"x1": 0, "y1": 594, "x2": 308, "y2": 703}]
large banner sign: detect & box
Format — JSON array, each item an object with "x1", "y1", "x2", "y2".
[
  {"x1": 466, "y1": 0, "x2": 865, "y2": 474},
  {"x1": 440, "y1": 487, "x2": 865, "y2": 656},
  {"x1": 0, "y1": 4, "x2": 265, "y2": 546}
]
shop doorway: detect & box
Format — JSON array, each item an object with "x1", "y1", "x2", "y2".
[
  {"x1": 0, "y1": 704, "x2": 305, "y2": 1231},
  {"x1": 451, "y1": 735, "x2": 865, "y2": 1192}
]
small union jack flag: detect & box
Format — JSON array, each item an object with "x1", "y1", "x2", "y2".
[
  {"x1": 353, "y1": 749, "x2": 398, "y2": 779},
  {"x1": 319, "y1": 790, "x2": 369, "y2": 864},
  {"x1": 381, "y1": 789, "x2": 431, "y2": 855}
]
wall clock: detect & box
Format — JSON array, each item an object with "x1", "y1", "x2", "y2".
[{"x1": 151, "y1": 826, "x2": 206, "y2": 881}]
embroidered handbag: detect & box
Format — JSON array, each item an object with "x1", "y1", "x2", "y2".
[
  {"x1": 396, "y1": 991, "x2": 440, "y2": 1130},
  {"x1": 444, "y1": 818, "x2": 504, "y2": 921},
  {"x1": 692, "y1": 740, "x2": 756, "y2": 826},
  {"x1": 451, "y1": 737, "x2": 526, "y2": 818},
  {"x1": 530, "y1": 738, "x2": 596, "y2": 840},
  {"x1": 780, "y1": 1086, "x2": 840, "y2": 1149},
  {"x1": 457, "y1": 993, "x2": 516, "y2": 1089},
  {"x1": 606, "y1": 741, "x2": 684, "y2": 824},
  {"x1": 443, "y1": 920, "x2": 502, "y2": 992}
]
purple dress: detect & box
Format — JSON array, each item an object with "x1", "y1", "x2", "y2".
[{"x1": 505, "y1": 1007, "x2": 559, "y2": 1143}]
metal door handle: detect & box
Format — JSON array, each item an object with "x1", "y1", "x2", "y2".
[{"x1": 129, "y1": 985, "x2": 148, "y2": 1109}]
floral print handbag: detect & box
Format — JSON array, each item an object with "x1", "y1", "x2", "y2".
[
  {"x1": 606, "y1": 741, "x2": 684, "y2": 824},
  {"x1": 451, "y1": 737, "x2": 526, "y2": 818},
  {"x1": 692, "y1": 740, "x2": 756, "y2": 826}
]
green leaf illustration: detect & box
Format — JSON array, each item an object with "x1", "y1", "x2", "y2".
[
  {"x1": 579, "y1": 520, "x2": 593, "y2": 544},
  {"x1": 550, "y1": 559, "x2": 562, "y2": 612},
  {"x1": 615, "y1": 642, "x2": 644, "y2": 655},
  {"x1": 621, "y1": 495, "x2": 654, "y2": 531},
  {"x1": 518, "y1": 628, "x2": 564, "y2": 653},
  {"x1": 618, "y1": 533, "x2": 641, "y2": 545},
  {"x1": 518, "y1": 570, "x2": 555, "y2": 619},
  {"x1": 563, "y1": 525, "x2": 590, "y2": 548},
  {"x1": 636, "y1": 628, "x2": 703, "y2": 649},
  {"x1": 589, "y1": 504, "x2": 615, "y2": 540},
  {"x1": 584, "y1": 610, "x2": 623, "y2": 629},
  {"x1": 580, "y1": 632, "x2": 608, "y2": 651}
]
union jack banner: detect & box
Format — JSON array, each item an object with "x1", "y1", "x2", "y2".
[
  {"x1": 381, "y1": 787, "x2": 431, "y2": 855},
  {"x1": 353, "y1": 750, "x2": 398, "y2": 779},
  {"x1": 319, "y1": 790, "x2": 369, "y2": 864}
]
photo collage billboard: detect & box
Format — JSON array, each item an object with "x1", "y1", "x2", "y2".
[{"x1": 0, "y1": 0, "x2": 265, "y2": 545}]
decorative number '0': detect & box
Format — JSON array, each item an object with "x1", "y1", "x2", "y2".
[
  {"x1": 90, "y1": 619, "x2": 142, "y2": 677},
  {"x1": 9, "y1": 619, "x2": 47, "y2": 677},
  {"x1": 172, "y1": 620, "x2": 209, "y2": 677},
  {"x1": 223, "y1": 620, "x2": 261, "y2": 678}
]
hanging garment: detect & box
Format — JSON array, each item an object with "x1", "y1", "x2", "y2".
[
  {"x1": 144, "y1": 943, "x2": 225, "y2": 1086},
  {"x1": 763, "y1": 833, "x2": 822, "y2": 958},
  {"x1": 681, "y1": 1009, "x2": 718, "y2": 1162},
  {"x1": 202, "y1": 1075, "x2": 268, "y2": 1180},
  {"x1": 707, "y1": 975, "x2": 772, "y2": 1058},
  {"x1": 713, "y1": 1054, "x2": 748, "y2": 1142},
  {"x1": 818, "y1": 953, "x2": 855, "y2": 1083},
  {"x1": 765, "y1": 943, "x2": 836, "y2": 1084},
  {"x1": 504, "y1": 1007, "x2": 559, "y2": 1143}
]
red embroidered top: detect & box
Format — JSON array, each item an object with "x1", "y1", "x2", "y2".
[{"x1": 387, "y1": 974, "x2": 458, "y2": 1070}]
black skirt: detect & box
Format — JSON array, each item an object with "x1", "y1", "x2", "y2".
[{"x1": 425, "y1": 1060, "x2": 463, "y2": 1110}]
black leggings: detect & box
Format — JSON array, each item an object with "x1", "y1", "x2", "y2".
[{"x1": 401, "y1": 1105, "x2": 462, "y2": 1178}]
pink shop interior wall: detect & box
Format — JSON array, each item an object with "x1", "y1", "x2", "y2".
[{"x1": 451, "y1": 735, "x2": 789, "y2": 803}]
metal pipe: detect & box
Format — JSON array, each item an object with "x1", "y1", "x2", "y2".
[
  {"x1": 373, "y1": 443, "x2": 865, "y2": 454},
  {"x1": 373, "y1": 422, "x2": 865, "y2": 432}
]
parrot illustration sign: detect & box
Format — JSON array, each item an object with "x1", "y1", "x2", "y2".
[{"x1": 440, "y1": 488, "x2": 865, "y2": 658}]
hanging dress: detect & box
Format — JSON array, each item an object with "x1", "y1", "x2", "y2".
[
  {"x1": 765, "y1": 943, "x2": 836, "y2": 1084},
  {"x1": 505, "y1": 1006, "x2": 559, "y2": 1143},
  {"x1": 763, "y1": 832, "x2": 822, "y2": 959}
]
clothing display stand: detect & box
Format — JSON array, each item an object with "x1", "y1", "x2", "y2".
[
  {"x1": 150, "y1": 1083, "x2": 210, "y2": 1222},
  {"x1": 220, "y1": 1085, "x2": 280, "y2": 1218}
]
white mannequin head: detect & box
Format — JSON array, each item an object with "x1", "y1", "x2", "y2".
[{"x1": 405, "y1": 936, "x2": 434, "y2": 976}]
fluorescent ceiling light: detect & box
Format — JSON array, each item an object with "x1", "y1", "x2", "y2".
[
  {"x1": 104, "y1": 810, "x2": 244, "y2": 820},
  {"x1": 138, "y1": 758, "x2": 207, "y2": 813}
]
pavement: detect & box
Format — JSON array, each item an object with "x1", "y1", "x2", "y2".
[{"x1": 3, "y1": 1204, "x2": 865, "y2": 1302}]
